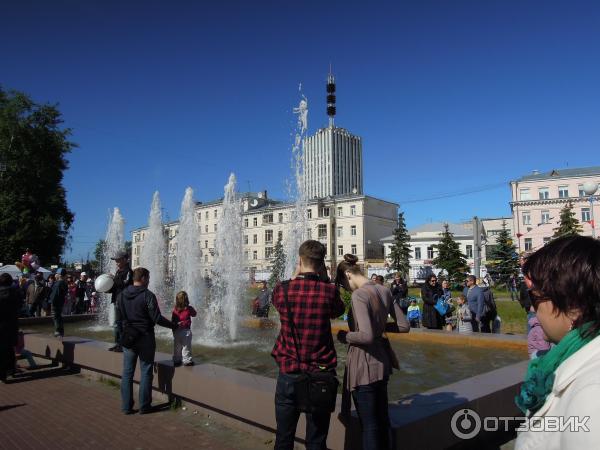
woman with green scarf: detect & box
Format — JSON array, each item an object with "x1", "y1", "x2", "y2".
[{"x1": 515, "y1": 235, "x2": 600, "y2": 450}]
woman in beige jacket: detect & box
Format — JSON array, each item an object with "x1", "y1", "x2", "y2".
[{"x1": 335, "y1": 254, "x2": 409, "y2": 450}]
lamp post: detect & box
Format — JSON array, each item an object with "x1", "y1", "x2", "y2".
[{"x1": 583, "y1": 181, "x2": 599, "y2": 239}]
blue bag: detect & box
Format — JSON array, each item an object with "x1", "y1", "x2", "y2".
[{"x1": 434, "y1": 297, "x2": 449, "y2": 316}]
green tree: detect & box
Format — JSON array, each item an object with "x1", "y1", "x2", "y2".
[
  {"x1": 387, "y1": 211, "x2": 411, "y2": 276},
  {"x1": 0, "y1": 87, "x2": 75, "y2": 265},
  {"x1": 432, "y1": 223, "x2": 469, "y2": 283},
  {"x1": 487, "y1": 220, "x2": 519, "y2": 285},
  {"x1": 553, "y1": 201, "x2": 583, "y2": 238},
  {"x1": 269, "y1": 237, "x2": 286, "y2": 288}
]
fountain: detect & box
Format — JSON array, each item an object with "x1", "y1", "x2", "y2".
[
  {"x1": 139, "y1": 191, "x2": 168, "y2": 304},
  {"x1": 284, "y1": 92, "x2": 309, "y2": 278},
  {"x1": 175, "y1": 187, "x2": 203, "y2": 322},
  {"x1": 205, "y1": 173, "x2": 245, "y2": 342},
  {"x1": 99, "y1": 207, "x2": 125, "y2": 326}
]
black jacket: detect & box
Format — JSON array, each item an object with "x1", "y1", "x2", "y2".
[
  {"x1": 117, "y1": 285, "x2": 172, "y2": 334},
  {"x1": 49, "y1": 279, "x2": 68, "y2": 308},
  {"x1": 0, "y1": 285, "x2": 21, "y2": 345},
  {"x1": 110, "y1": 265, "x2": 133, "y2": 304},
  {"x1": 421, "y1": 282, "x2": 443, "y2": 329},
  {"x1": 390, "y1": 281, "x2": 408, "y2": 300}
]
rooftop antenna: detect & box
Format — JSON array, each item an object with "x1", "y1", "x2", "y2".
[{"x1": 327, "y1": 65, "x2": 336, "y2": 128}]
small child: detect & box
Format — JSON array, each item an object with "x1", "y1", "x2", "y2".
[
  {"x1": 171, "y1": 291, "x2": 197, "y2": 367},
  {"x1": 456, "y1": 294, "x2": 473, "y2": 335},
  {"x1": 528, "y1": 310, "x2": 551, "y2": 359},
  {"x1": 407, "y1": 299, "x2": 421, "y2": 328}
]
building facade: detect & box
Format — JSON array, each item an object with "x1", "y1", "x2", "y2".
[{"x1": 510, "y1": 167, "x2": 600, "y2": 252}]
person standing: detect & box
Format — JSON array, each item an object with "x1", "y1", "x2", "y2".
[
  {"x1": 421, "y1": 275, "x2": 444, "y2": 330},
  {"x1": 254, "y1": 281, "x2": 272, "y2": 318},
  {"x1": 48, "y1": 269, "x2": 68, "y2": 337},
  {"x1": 75, "y1": 272, "x2": 88, "y2": 314},
  {"x1": 271, "y1": 240, "x2": 345, "y2": 450},
  {"x1": 390, "y1": 273, "x2": 409, "y2": 315},
  {"x1": 463, "y1": 275, "x2": 484, "y2": 332},
  {"x1": 26, "y1": 271, "x2": 48, "y2": 317},
  {"x1": 109, "y1": 250, "x2": 133, "y2": 352},
  {"x1": 171, "y1": 291, "x2": 196, "y2": 367},
  {"x1": 336, "y1": 254, "x2": 410, "y2": 450},
  {"x1": 0, "y1": 273, "x2": 22, "y2": 382},
  {"x1": 456, "y1": 295, "x2": 473, "y2": 335},
  {"x1": 118, "y1": 267, "x2": 174, "y2": 414},
  {"x1": 43, "y1": 274, "x2": 55, "y2": 317}
]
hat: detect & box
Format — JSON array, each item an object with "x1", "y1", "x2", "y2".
[
  {"x1": 80, "y1": 271, "x2": 87, "y2": 276},
  {"x1": 56, "y1": 268, "x2": 66, "y2": 276},
  {"x1": 110, "y1": 250, "x2": 129, "y2": 260}
]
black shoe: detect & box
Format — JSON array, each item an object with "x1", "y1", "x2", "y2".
[
  {"x1": 138, "y1": 407, "x2": 152, "y2": 415},
  {"x1": 173, "y1": 361, "x2": 182, "y2": 367},
  {"x1": 183, "y1": 361, "x2": 194, "y2": 366},
  {"x1": 109, "y1": 345, "x2": 123, "y2": 353},
  {"x1": 123, "y1": 409, "x2": 136, "y2": 415}
]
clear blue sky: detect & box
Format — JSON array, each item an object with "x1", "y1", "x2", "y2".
[{"x1": 2, "y1": 0, "x2": 599, "y2": 261}]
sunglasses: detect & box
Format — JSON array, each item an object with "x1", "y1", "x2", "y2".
[{"x1": 528, "y1": 289, "x2": 550, "y2": 311}]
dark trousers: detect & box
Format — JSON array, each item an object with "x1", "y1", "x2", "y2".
[
  {"x1": 274, "y1": 372, "x2": 332, "y2": 450},
  {"x1": 53, "y1": 305, "x2": 64, "y2": 336},
  {"x1": 0, "y1": 341, "x2": 16, "y2": 380},
  {"x1": 470, "y1": 311, "x2": 480, "y2": 332},
  {"x1": 480, "y1": 317, "x2": 492, "y2": 333},
  {"x1": 28, "y1": 303, "x2": 41, "y2": 317},
  {"x1": 114, "y1": 303, "x2": 122, "y2": 344},
  {"x1": 352, "y1": 378, "x2": 392, "y2": 450}
]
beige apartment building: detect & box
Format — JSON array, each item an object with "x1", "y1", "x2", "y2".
[{"x1": 510, "y1": 166, "x2": 599, "y2": 253}]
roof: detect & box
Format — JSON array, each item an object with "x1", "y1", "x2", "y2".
[{"x1": 514, "y1": 166, "x2": 600, "y2": 183}]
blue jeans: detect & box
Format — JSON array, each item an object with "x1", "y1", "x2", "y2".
[
  {"x1": 53, "y1": 305, "x2": 64, "y2": 335},
  {"x1": 120, "y1": 334, "x2": 155, "y2": 412},
  {"x1": 274, "y1": 372, "x2": 332, "y2": 450},
  {"x1": 352, "y1": 378, "x2": 392, "y2": 450}
]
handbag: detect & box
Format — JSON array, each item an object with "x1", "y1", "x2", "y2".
[
  {"x1": 118, "y1": 293, "x2": 142, "y2": 349},
  {"x1": 434, "y1": 296, "x2": 449, "y2": 316},
  {"x1": 281, "y1": 281, "x2": 339, "y2": 414}
]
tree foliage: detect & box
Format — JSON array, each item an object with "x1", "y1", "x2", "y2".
[
  {"x1": 0, "y1": 87, "x2": 75, "y2": 265},
  {"x1": 487, "y1": 220, "x2": 519, "y2": 284},
  {"x1": 269, "y1": 236, "x2": 286, "y2": 288},
  {"x1": 387, "y1": 211, "x2": 411, "y2": 276},
  {"x1": 553, "y1": 202, "x2": 583, "y2": 238},
  {"x1": 432, "y1": 223, "x2": 469, "y2": 283}
]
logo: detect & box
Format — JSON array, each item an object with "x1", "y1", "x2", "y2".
[{"x1": 451, "y1": 408, "x2": 482, "y2": 440}]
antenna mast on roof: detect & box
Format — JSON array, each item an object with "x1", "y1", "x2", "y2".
[{"x1": 327, "y1": 65, "x2": 336, "y2": 128}]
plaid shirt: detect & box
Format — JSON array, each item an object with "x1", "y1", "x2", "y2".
[{"x1": 271, "y1": 273, "x2": 345, "y2": 373}]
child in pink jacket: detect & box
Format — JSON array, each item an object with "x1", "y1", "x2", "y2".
[{"x1": 171, "y1": 291, "x2": 197, "y2": 366}]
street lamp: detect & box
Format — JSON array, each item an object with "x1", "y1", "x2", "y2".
[{"x1": 583, "y1": 181, "x2": 599, "y2": 239}]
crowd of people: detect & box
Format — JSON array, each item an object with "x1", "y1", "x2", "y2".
[{"x1": 2, "y1": 235, "x2": 600, "y2": 448}]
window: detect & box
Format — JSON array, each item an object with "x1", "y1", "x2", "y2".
[
  {"x1": 263, "y1": 214, "x2": 273, "y2": 224},
  {"x1": 522, "y1": 211, "x2": 531, "y2": 226},
  {"x1": 278, "y1": 213, "x2": 283, "y2": 223},
  {"x1": 204, "y1": 240, "x2": 208, "y2": 248},
  {"x1": 205, "y1": 211, "x2": 209, "y2": 219},
  {"x1": 337, "y1": 206, "x2": 343, "y2": 217},
  {"x1": 253, "y1": 217, "x2": 258, "y2": 227},
  {"x1": 244, "y1": 251, "x2": 249, "y2": 260},
  {"x1": 265, "y1": 247, "x2": 274, "y2": 259},
  {"x1": 350, "y1": 205, "x2": 356, "y2": 216},
  {"x1": 307, "y1": 228, "x2": 312, "y2": 239},
  {"x1": 253, "y1": 251, "x2": 258, "y2": 260},
  {"x1": 214, "y1": 209, "x2": 218, "y2": 218},
  {"x1": 204, "y1": 255, "x2": 208, "y2": 263},
  {"x1": 466, "y1": 245, "x2": 473, "y2": 258},
  {"x1": 307, "y1": 209, "x2": 312, "y2": 219},
  {"x1": 337, "y1": 226, "x2": 343, "y2": 238},
  {"x1": 520, "y1": 188, "x2": 531, "y2": 201},
  {"x1": 244, "y1": 218, "x2": 248, "y2": 228},
  {"x1": 205, "y1": 225, "x2": 208, "y2": 233},
  {"x1": 213, "y1": 224, "x2": 217, "y2": 232},
  {"x1": 265, "y1": 229, "x2": 273, "y2": 244},
  {"x1": 351, "y1": 225, "x2": 357, "y2": 236},
  {"x1": 538, "y1": 187, "x2": 549, "y2": 200},
  {"x1": 582, "y1": 208, "x2": 591, "y2": 222},
  {"x1": 197, "y1": 212, "x2": 201, "y2": 222},
  {"x1": 427, "y1": 246, "x2": 434, "y2": 259},
  {"x1": 558, "y1": 185, "x2": 569, "y2": 198},
  {"x1": 337, "y1": 245, "x2": 344, "y2": 256},
  {"x1": 414, "y1": 247, "x2": 421, "y2": 260},
  {"x1": 524, "y1": 238, "x2": 533, "y2": 251},
  {"x1": 543, "y1": 237, "x2": 551, "y2": 245},
  {"x1": 351, "y1": 244, "x2": 357, "y2": 255},
  {"x1": 278, "y1": 230, "x2": 283, "y2": 241},
  {"x1": 579, "y1": 185, "x2": 586, "y2": 197},
  {"x1": 318, "y1": 224, "x2": 327, "y2": 239},
  {"x1": 243, "y1": 235, "x2": 248, "y2": 245},
  {"x1": 541, "y1": 210, "x2": 550, "y2": 224},
  {"x1": 253, "y1": 234, "x2": 258, "y2": 244},
  {"x1": 319, "y1": 207, "x2": 330, "y2": 218}
]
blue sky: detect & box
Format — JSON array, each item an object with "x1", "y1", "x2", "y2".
[{"x1": 2, "y1": 0, "x2": 599, "y2": 261}]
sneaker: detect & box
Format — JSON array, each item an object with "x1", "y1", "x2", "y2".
[{"x1": 183, "y1": 361, "x2": 194, "y2": 367}]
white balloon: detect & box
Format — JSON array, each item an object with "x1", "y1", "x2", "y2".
[{"x1": 95, "y1": 274, "x2": 114, "y2": 293}]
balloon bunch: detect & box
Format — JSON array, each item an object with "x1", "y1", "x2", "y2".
[{"x1": 15, "y1": 248, "x2": 41, "y2": 274}]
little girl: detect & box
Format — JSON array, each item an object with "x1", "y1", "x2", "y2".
[
  {"x1": 171, "y1": 291, "x2": 197, "y2": 366},
  {"x1": 456, "y1": 294, "x2": 473, "y2": 335}
]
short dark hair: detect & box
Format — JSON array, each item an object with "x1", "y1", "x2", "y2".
[
  {"x1": 376, "y1": 275, "x2": 385, "y2": 283},
  {"x1": 133, "y1": 267, "x2": 150, "y2": 282},
  {"x1": 298, "y1": 240, "x2": 329, "y2": 282},
  {"x1": 523, "y1": 236, "x2": 600, "y2": 338},
  {"x1": 466, "y1": 275, "x2": 476, "y2": 283},
  {"x1": 0, "y1": 273, "x2": 13, "y2": 287}
]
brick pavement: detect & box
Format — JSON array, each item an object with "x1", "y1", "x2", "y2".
[{"x1": 0, "y1": 366, "x2": 271, "y2": 450}]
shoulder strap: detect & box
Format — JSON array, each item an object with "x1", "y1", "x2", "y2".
[{"x1": 281, "y1": 281, "x2": 302, "y2": 366}]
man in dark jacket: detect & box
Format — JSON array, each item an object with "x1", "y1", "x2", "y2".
[
  {"x1": 75, "y1": 272, "x2": 88, "y2": 314},
  {"x1": 0, "y1": 273, "x2": 22, "y2": 382},
  {"x1": 390, "y1": 273, "x2": 409, "y2": 314},
  {"x1": 108, "y1": 250, "x2": 133, "y2": 352},
  {"x1": 118, "y1": 267, "x2": 174, "y2": 414},
  {"x1": 463, "y1": 275, "x2": 485, "y2": 332},
  {"x1": 26, "y1": 271, "x2": 48, "y2": 317},
  {"x1": 49, "y1": 268, "x2": 68, "y2": 337}
]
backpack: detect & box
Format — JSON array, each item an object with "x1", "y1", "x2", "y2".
[{"x1": 482, "y1": 288, "x2": 497, "y2": 319}]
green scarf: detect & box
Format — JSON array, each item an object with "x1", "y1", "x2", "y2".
[{"x1": 516, "y1": 323, "x2": 598, "y2": 415}]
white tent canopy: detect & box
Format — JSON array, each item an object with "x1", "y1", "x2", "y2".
[{"x1": 0, "y1": 264, "x2": 53, "y2": 280}]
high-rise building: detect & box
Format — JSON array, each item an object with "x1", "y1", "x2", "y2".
[{"x1": 303, "y1": 71, "x2": 363, "y2": 199}]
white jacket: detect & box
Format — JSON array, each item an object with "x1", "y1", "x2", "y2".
[{"x1": 515, "y1": 334, "x2": 600, "y2": 450}]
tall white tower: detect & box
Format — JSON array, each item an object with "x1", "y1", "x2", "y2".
[{"x1": 304, "y1": 70, "x2": 364, "y2": 199}]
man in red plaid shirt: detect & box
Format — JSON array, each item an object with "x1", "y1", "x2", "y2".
[{"x1": 271, "y1": 240, "x2": 345, "y2": 450}]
